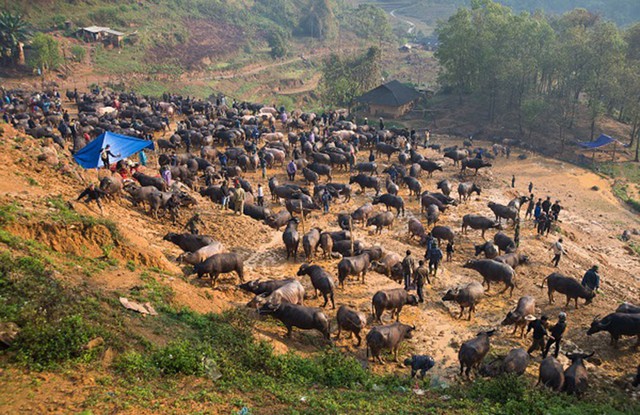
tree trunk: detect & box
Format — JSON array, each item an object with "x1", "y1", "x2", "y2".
[
  {"x1": 17, "y1": 42, "x2": 25, "y2": 66},
  {"x1": 635, "y1": 129, "x2": 640, "y2": 162}
]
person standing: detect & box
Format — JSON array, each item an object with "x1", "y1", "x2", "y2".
[
  {"x1": 543, "y1": 313, "x2": 567, "y2": 359},
  {"x1": 220, "y1": 180, "x2": 230, "y2": 210},
  {"x1": 161, "y1": 165, "x2": 172, "y2": 187},
  {"x1": 548, "y1": 238, "x2": 566, "y2": 267},
  {"x1": 527, "y1": 315, "x2": 549, "y2": 356},
  {"x1": 259, "y1": 154, "x2": 267, "y2": 179},
  {"x1": 413, "y1": 260, "x2": 430, "y2": 303},
  {"x1": 537, "y1": 212, "x2": 547, "y2": 235},
  {"x1": 542, "y1": 196, "x2": 552, "y2": 215},
  {"x1": 401, "y1": 250, "x2": 415, "y2": 290},
  {"x1": 233, "y1": 184, "x2": 246, "y2": 216},
  {"x1": 551, "y1": 200, "x2": 562, "y2": 221},
  {"x1": 321, "y1": 189, "x2": 332, "y2": 214},
  {"x1": 528, "y1": 181, "x2": 533, "y2": 193},
  {"x1": 257, "y1": 184, "x2": 265, "y2": 207},
  {"x1": 446, "y1": 240, "x2": 455, "y2": 262},
  {"x1": 581, "y1": 265, "x2": 600, "y2": 292},
  {"x1": 379, "y1": 117, "x2": 385, "y2": 130},
  {"x1": 525, "y1": 194, "x2": 535, "y2": 219},
  {"x1": 369, "y1": 150, "x2": 375, "y2": 162},
  {"x1": 138, "y1": 150, "x2": 147, "y2": 167},
  {"x1": 533, "y1": 199, "x2": 542, "y2": 224},
  {"x1": 100, "y1": 144, "x2": 120, "y2": 169},
  {"x1": 514, "y1": 218, "x2": 521, "y2": 247},
  {"x1": 428, "y1": 243, "x2": 443, "y2": 277},
  {"x1": 286, "y1": 160, "x2": 297, "y2": 181},
  {"x1": 423, "y1": 233, "x2": 434, "y2": 259},
  {"x1": 511, "y1": 175, "x2": 515, "y2": 188}
]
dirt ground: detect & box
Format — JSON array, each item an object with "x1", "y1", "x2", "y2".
[{"x1": 1, "y1": 119, "x2": 640, "y2": 412}]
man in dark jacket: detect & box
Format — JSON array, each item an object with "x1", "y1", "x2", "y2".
[
  {"x1": 527, "y1": 315, "x2": 549, "y2": 356},
  {"x1": 100, "y1": 145, "x2": 120, "y2": 169},
  {"x1": 401, "y1": 250, "x2": 415, "y2": 290},
  {"x1": 542, "y1": 196, "x2": 552, "y2": 214},
  {"x1": 581, "y1": 265, "x2": 600, "y2": 292},
  {"x1": 551, "y1": 200, "x2": 562, "y2": 221},
  {"x1": 428, "y1": 243, "x2": 443, "y2": 276},
  {"x1": 413, "y1": 260, "x2": 430, "y2": 303},
  {"x1": 543, "y1": 312, "x2": 567, "y2": 358}
]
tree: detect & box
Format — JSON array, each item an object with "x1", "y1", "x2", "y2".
[
  {"x1": 351, "y1": 4, "x2": 393, "y2": 45},
  {"x1": 28, "y1": 33, "x2": 62, "y2": 74},
  {"x1": 268, "y1": 29, "x2": 289, "y2": 59},
  {"x1": 320, "y1": 46, "x2": 381, "y2": 110},
  {"x1": 0, "y1": 11, "x2": 29, "y2": 66},
  {"x1": 300, "y1": 0, "x2": 337, "y2": 39}
]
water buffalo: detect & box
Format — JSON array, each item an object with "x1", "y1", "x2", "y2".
[
  {"x1": 282, "y1": 218, "x2": 300, "y2": 260},
  {"x1": 247, "y1": 280, "x2": 306, "y2": 308},
  {"x1": 178, "y1": 242, "x2": 225, "y2": 265},
  {"x1": 442, "y1": 281, "x2": 485, "y2": 320},
  {"x1": 371, "y1": 252, "x2": 402, "y2": 280},
  {"x1": 376, "y1": 143, "x2": 401, "y2": 160},
  {"x1": 458, "y1": 182, "x2": 481, "y2": 203},
  {"x1": 297, "y1": 264, "x2": 336, "y2": 308},
  {"x1": 501, "y1": 296, "x2": 535, "y2": 337},
  {"x1": 463, "y1": 259, "x2": 516, "y2": 296},
  {"x1": 366, "y1": 322, "x2": 415, "y2": 363},
  {"x1": 417, "y1": 159, "x2": 443, "y2": 177},
  {"x1": 372, "y1": 288, "x2": 419, "y2": 323},
  {"x1": 302, "y1": 228, "x2": 322, "y2": 261},
  {"x1": 243, "y1": 204, "x2": 272, "y2": 221},
  {"x1": 335, "y1": 305, "x2": 367, "y2": 346},
  {"x1": 420, "y1": 193, "x2": 447, "y2": 213},
  {"x1": 307, "y1": 162, "x2": 332, "y2": 182},
  {"x1": 402, "y1": 176, "x2": 422, "y2": 200},
  {"x1": 409, "y1": 163, "x2": 422, "y2": 178},
  {"x1": 459, "y1": 330, "x2": 496, "y2": 378},
  {"x1": 426, "y1": 205, "x2": 440, "y2": 227},
  {"x1": 444, "y1": 149, "x2": 467, "y2": 165},
  {"x1": 337, "y1": 252, "x2": 371, "y2": 288},
  {"x1": 480, "y1": 348, "x2": 530, "y2": 377},
  {"x1": 264, "y1": 210, "x2": 292, "y2": 230},
  {"x1": 538, "y1": 356, "x2": 565, "y2": 391},
  {"x1": 366, "y1": 211, "x2": 395, "y2": 234},
  {"x1": 488, "y1": 202, "x2": 518, "y2": 224},
  {"x1": 474, "y1": 241, "x2": 498, "y2": 259},
  {"x1": 616, "y1": 303, "x2": 640, "y2": 314},
  {"x1": 493, "y1": 232, "x2": 516, "y2": 254},
  {"x1": 239, "y1": 278, "x2": 296, "y2": 296},
  {"x1": 373, "y1": 194, "x2": 405, "y2": 217},
  {"x1": 541, "y1": 273, "x2": 595, "y2": 309},
  {"x1": 349, "y1": 174, "x2": 381, "y2": 195},
  {"x1": 408, "y1": 217, "x2": 426, "y2": 240},
  {"x1": 353, "y1": 162, "x2": 378, "y2": 175},
  {"x1": 437, "y1": 179, "x2": 452, "y2": 196},
  {"x1": 99, "y1": 176, "x2": 123, "y2": 200},
  {"x1": 462, "y1": 214, "x2": 500, "y2": 239},
  {"x1": 508, "y1": 195, "x2": 529, "y2": 212},
  {"x1": 429, "y1": 225, "x2": 455, "y2": 244},
  {"x1": 563, "y1": 352, "x2": 594, "y2": 396},
  {"x1": 332, "y1": 240, "x2": 365, "y2": 257},
  {"x1": 494, "y1": 252, "x2": 529, "y2": 269},
  {"x1": 133, "y1": 171, "x2": 167, "y2": 192},
  {"x1": 404, "y1": 355, "x2": 435, "y2": 379},
  {"x1": 163, "y1": 232, "x2": 215, "y2": 253},
  {"x1": 193, "y1": 252, "x2": 244, "y2": 287},
  {"x1": 258, "y1": 302, "x2": 330, "y2": 340},
  {"x1": 587, "y1": 313, "x2": 640, "y2": 348},
  {"x1": 319, "y1": 232, "x2": 333, "y2": 259},
  {"x1": 461, "y1": 158, "x2": 492, "y2": 175},
  {"x1": 302, "y1": 167, "x2": 319, "y2": 185},
  {"x1": 351, "y1": 202, "x2": 374, "y2": 226}
]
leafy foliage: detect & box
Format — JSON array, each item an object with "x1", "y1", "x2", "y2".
[
  {"x1": 320, "y1": 46, "x2": 382, "y2": 108},
  {"x1": 435, "y1": 0, "x2": 637, "y2": 146},
  {"x1": 0, "y1": 11, "x2": 29, "y2": 65},
  {"x1": 28, "y1": 32, "x2": 62, "y2": 72}
]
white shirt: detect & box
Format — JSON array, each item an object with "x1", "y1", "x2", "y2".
[
  {"x1": 551, "y1": 242, "x2": 564, "y2": 255},
  {"x1": 257, "y1": 187, "x2": 264, "y2": 197}
]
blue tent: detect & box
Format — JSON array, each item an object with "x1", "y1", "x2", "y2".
[
  {"x1": 73, "y1": 131, "x2": 155, "y2": 169},
  {"x1": 577, "y1": 134, "x2": 624, "y2": 149}
]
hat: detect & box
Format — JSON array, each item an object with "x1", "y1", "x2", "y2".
[
  {"x1": 592, "y1": 265, "x2": 598, "y2": 270},
  {"x1": 524, "y1": 315, "x2": 537, "y2": 321},
  {"x1": 559, "y1": 312, "x2": 567, "y2": 321}
]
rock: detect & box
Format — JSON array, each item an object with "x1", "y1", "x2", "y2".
[{"x1": 0, "y1": 322, "x2": 20, "y2": 348}]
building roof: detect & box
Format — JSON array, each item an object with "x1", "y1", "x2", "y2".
[
  {"x1": 356, "y1": 80, "x2": 422, "y2": 107},
  {"x1": 82, "y1": 26, "x2": 124, "y2": 36}
]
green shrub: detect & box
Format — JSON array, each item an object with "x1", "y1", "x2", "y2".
[
  {"x1": 468, "y1": 374, "x2": 527, "y2": 405},
  {"x1": 70, "y1": 45, "x2": 86, "y2": 62},
  {"x1": 14, "y1": 314, "x2": 96, "y2": 370},
  {"x1": 150, "y1": 340, "x2": 205, "y2": 376},
  {"x1": 113, "y1": 350, "x2": 156, "y2": 378}
]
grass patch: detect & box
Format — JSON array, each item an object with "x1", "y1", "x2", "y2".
[
  {"x1": 46, "y1": 196, "x2": 121, "y2": 240},
  {"x1": 612, "y1": 181, "x2": 640, "y2": 213}
]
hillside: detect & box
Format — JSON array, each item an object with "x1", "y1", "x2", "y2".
[{"x1": 0, "y1": 112, "x2": 639, "y2": 413}]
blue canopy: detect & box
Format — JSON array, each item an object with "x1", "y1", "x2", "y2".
[
  {"x1": 73, "y1": 131, "x2": 154, "y2": 169},
  {"x1": 577, "y1": 134, "x2": 623, "y2": 149}
]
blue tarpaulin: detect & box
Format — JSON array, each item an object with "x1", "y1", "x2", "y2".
[
  {"x1": 577, "y1": 134, "x2": 623, "y2": 149},
  {"x1": 73, "y1": 131, "x2": 154, "y2": 169}
]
